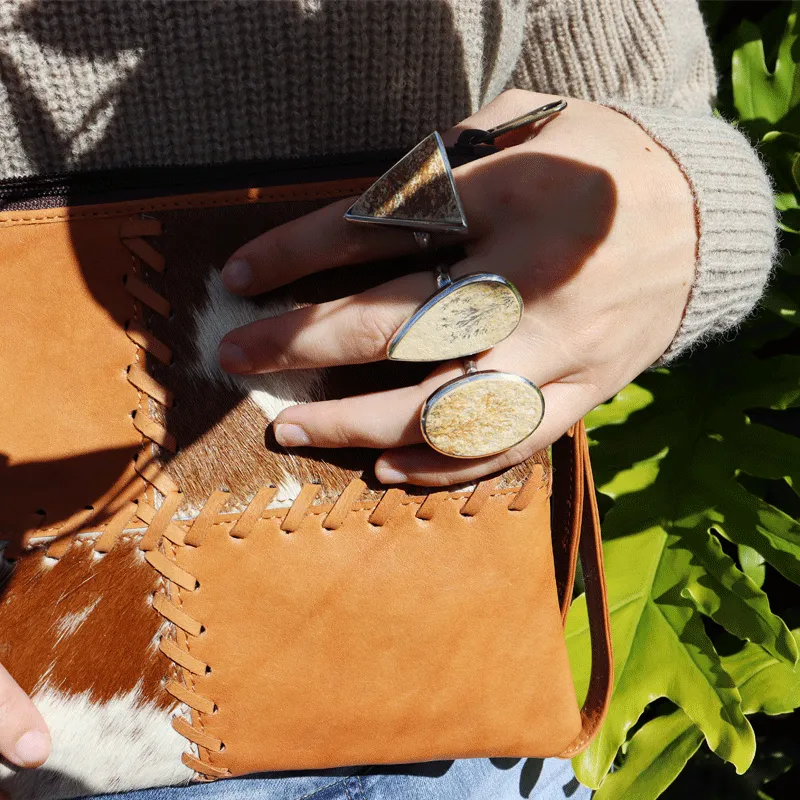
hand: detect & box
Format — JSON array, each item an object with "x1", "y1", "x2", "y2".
[
  {"x1": 0, "y1": 663, "x2": 50, "y2": 768},
  {"x1": 218, "y1": 90, "x2": 695, "y2": 486}
]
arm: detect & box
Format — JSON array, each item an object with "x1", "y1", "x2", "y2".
[{"x1": 212, "y1": 4, "x2": 772, "y2": 487}]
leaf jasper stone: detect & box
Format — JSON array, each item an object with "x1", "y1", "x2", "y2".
[
  {"x1": 422, "y1": 372, "x2": 544, "y2": 458},
  {"x1": 389, "y1": 275, "x2": 523, "y2": 361}
]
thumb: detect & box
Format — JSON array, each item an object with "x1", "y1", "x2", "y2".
[{"x1": 0, "y1": 664, "x2": 50, "y2": 768}]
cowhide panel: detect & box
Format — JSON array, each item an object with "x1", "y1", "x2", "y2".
[
  {"x1": 141, "y1": 198, "x2": 533, "y2": 511},
  {"x1": 0, "y1": 535, "x2": 193, "y2": 799}
]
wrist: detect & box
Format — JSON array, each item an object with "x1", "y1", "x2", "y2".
[{"x1": 602, "y1": 101, "x2": 777, "y2": 363}]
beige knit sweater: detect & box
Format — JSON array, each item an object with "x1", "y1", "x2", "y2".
[{"x1": 0, "y1": 0, "x2": 776, "y2": 362}]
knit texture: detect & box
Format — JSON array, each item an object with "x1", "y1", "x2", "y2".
[
  {"x1": 609, "y1": 103, "x2": 777, "y2": 363},
  {"x1": 0, "y1": 0, "x2": 776, "y2": 362}
]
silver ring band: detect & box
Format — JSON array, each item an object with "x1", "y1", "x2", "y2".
[
  {"x1": 413, "y1": 231, "x2": 432, "y2": 250},
  {"x1": 434, "y1": 264, "x2": 452, "y2": 290}
]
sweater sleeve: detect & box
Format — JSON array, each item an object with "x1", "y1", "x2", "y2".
[{"x1": 509, "y1": 0, "x2": 777, "y2": 363}]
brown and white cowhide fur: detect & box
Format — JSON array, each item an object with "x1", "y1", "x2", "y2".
[
  {"x1": 143, "y1": 200, "x2": 366, "y2": 508},
  {"x1": 0, "y1": 537, "x2": 193, "y2": 799},
  {"x1": 141, "y1": 199, "x2": 516, "y2": 509},
  {"x1": 0, "y1": 194, "x2": 531, "y2": 800}
]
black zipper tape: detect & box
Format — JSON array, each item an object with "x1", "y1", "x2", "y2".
[{"x1": 0, "y1": 144, "x2": 495, "y2": 212}]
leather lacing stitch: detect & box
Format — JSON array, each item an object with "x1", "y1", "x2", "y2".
[
  {"x1": 120, "y1": 217, "x2": 180, "y2": 474},
  {"x1": 140, "y1": 469, "x2": 545, "y2": 779},
  {"x1": 135, "y1": 492, "x2": 230, "y2": 780},
  {"x1": 22, "y1": 217, "x2": 176, "y2": 560}
]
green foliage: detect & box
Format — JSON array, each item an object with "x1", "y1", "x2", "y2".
[
  {"x1": 732, "y1": 10, "x2": 800, "y2": 130},
  {"x1": 725, "y1": 630, "x2": 800, "y2": 716},
  {"x1": 593, "y1": 710, "x2": 703, "y2": 800},
  {"x1": 565, "y1": 4, "x2": 800, "y2": 797}
]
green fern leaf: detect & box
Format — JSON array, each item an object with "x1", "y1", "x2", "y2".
[
  {"x1": 724, "y1": 631, "x2": 800, "y2": 715},
  {"x1": 593, "y1": 710, "x2": 703, "y2": 800}
]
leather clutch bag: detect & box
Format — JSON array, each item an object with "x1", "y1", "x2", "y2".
[{"x1": 0, "y1": 148, "x2": 612, "y2": 800}]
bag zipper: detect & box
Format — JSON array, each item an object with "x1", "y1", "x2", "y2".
[{"x1": 0, "y1": 145, "x2": 493, "y2": 213}]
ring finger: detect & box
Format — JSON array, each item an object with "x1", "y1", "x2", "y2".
[
  {"x1": 375, "y1": 380, "x2": 596, "y2": 486},
  {"x1": 271, "y1": 343, "x2": 566, "y2": 452}
]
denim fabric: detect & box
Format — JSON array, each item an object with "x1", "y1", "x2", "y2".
[{"x1": 82, "y1": 758, "x2": 589, "y2": 800}]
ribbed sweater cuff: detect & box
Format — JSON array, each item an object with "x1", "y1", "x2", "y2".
[{"x1": 605, "y1": 103, "x2": 777, "y2": 364}]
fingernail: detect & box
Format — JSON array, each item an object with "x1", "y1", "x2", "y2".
[
  {"x1": 15, "y1": 730, "x2": 50, "y2": 767},
  {"x1": 222, "y1": 259, "x2": 253, "y2": 293},
  {"x1": 376, "y1": 464, "x2": 407, "y2": 484},
  {"x1": 218, "y1": 341, "x2": 253, "y2": 373},
  {"x1": 273, "y1": 423, "x2": 311, "y2": 447}
]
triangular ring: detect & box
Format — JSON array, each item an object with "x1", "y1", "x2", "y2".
[{"x1": 344, "y1": 132, "x2": 468, "y2": 234}]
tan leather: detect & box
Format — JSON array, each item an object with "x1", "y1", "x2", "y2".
[
  {"x1": 552, "y1": 421, "x2": 613, "y2": 757},
  {"x1": 0, "y1": 214, "x2": 143, "y2": 536},
  {"x1": 0, "y1": 424, "x2": 611, "y2": 781},
  {"x1": 170, "y1": 482, "x2": 583, "y2": 775},
  {"x1": 0, "y1": 179, "x2": 373, "y2": 227},
  {"x1": 0, "y1": 181, "x2": 537, "y2": 532},
  {"x1": 0, "y1": 177, "x2": 376, "y2": 544}
]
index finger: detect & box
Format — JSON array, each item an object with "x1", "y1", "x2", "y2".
[
  {"x1": 0, "y1": 663, "x2": 50, "y2": 768},
  {"x1": 222, "y1": 195, "x2": 423, "y2": 296},
  {"x1": 221, "y1": 146, "x2": 499, "y2": 297},
  {"x1": 222, "y1": 90, "x2": 570, "y2": 298}
]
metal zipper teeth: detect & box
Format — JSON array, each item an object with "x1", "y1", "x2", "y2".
[{"x1": 0, "y1": 146, "x2": 488, "y2": 212}]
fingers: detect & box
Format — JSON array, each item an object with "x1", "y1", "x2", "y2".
[
  {"x1": 221, "y1": 155, "x2": 497, "y2": 297},
  {"x1": 219, "y1": 271, "x2": 434, "y2": 374},
  {"x1": 274, "y1": 384, "x2": 431, "y2": 450},
  {"x1": 222, "y1": 196, "x2": 429, "y2": 297},
  {"x1": 375, "y1": 381, "x2": 596, "y2": 486},
  {"x1": 272, "y1": 344, "x2": 568, "y2": 457},
  {"x1": 218, "y1": 256, "x2": 497, "y2": 374},
  {"x1": 222, "y1": 89, "x2": 573, "y2": 299},
  {"x1": 0, "y1": 664, "x2": 50, "y2": 768},
  {"x1": 275, "y1": 372, "x2": 595, "y2": 486},
  {"x1": 273, "y1": 363, "x2": 463, "y2": 450}
]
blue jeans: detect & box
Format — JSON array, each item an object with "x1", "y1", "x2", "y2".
[{"x1": 84, "y1": 759, "x2": 588, "y2": 799}]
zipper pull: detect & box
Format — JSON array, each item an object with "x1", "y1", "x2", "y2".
[{"x1": 454, "y1": 99, "x2": 567, "y2": 151}]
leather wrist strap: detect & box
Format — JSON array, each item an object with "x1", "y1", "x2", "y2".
[{"x1": 552, "y1": 420, "x2": 613, "y2": 757}]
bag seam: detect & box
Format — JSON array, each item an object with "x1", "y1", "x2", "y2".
[{"x1": 0, "y1": 183, "x2": 372, "y2": 226}]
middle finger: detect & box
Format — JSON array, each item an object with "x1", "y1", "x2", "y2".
[{"x1": 218, "y1": 260, "x2": 492, "y2": 374}]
